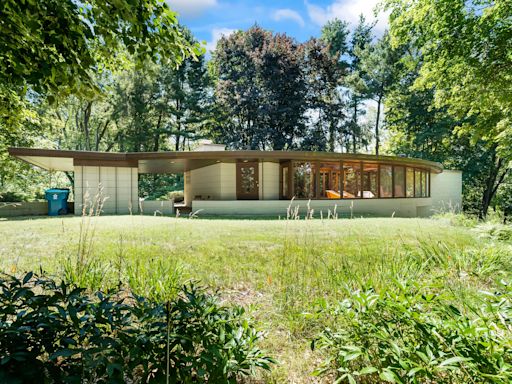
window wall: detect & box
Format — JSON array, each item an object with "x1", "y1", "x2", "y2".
[
  {"x1": 343, "y1": 162, "x2": 360, "y2": 198},
  {"x1": 393, "y1": 166, "x2": 405, "y2": 198},
  {"x1": 319, "y1": 162, "x2": 341, "y2": 198},
  {"x1": 293, "y1": 162, "x2": 316, "y2": 199},
  {"x1": 362, "y1": 163, "x2": 378, "y2": 198},
  {"x1": 285, "y1": 160, "x2": 431, "y2": 200},
  {"x1": 380, "y1": 165, "x2": 393, "y2": 198}
]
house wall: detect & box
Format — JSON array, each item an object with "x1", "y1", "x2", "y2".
[
  {"x1": 0, "y1": 201, "x2": 49, "y2": 217},
  {"x1": 430, "y1": 170, "x2": 462, "y2": 213},
  {"x1": 192, "y1": 198, "x2": 433, "y2": 218},
  {"x1": 139, "y1": 199, "x2": 174, "y2": 216},
  {"x1": 186, "y1": 164, "x2": 222, "y2": 201},
  {"x1": 184, "y1": 170, "x2": 192, "y2": 206},
  {"x1": 261, "y1": 162, "x2": 280, "y2": 200},
  {"x1": 187, "y1": 161, "x2": 280, "y2": 203},
  {"x1": 220, "y1": 163, "x2": 237, "y2": 199},
  {"x1": 74, "y1": 165, "x2": 138, "y2": 215}
]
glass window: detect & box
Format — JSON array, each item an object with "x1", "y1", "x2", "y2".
[
  {"x1": 362, "y1": 163, "x2": 378, "y2": 198},
  {"x1": 421, "y1": 171, "x2": 428, "y2": 197},
  {"x1": 343, "y1": 162, "x2": 360, "y2": 198},
  {"x1": 293, "y1": 162, "x2": 316, "y2": 198},
  {"x1": 319, "y1": 162, "x2": 341, "y2": 199},
  {"x1": 394, "y1": 166, "x2": 405, "y2": 198},
  {"x1": 380, "y1": 165, "x2": 393, "y2": 198},
  {"x1": 414, "y1": 169, "x2": 422, "y2": 197},
  {"x1": 425, "y1": 171, "x2": 430, "y2": 197},
  {"x1": 282, "y1": 166, "x2": 289, "y2": 198},
  {"x1": 240, "y1": 166, "x2": 257, "y2": 193},
  {"x1": 406, "y1": 168, "x2": 414, "y2": 197}
]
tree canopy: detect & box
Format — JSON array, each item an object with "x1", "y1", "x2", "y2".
[{"x1": 0, "y1": 0, "x2": 200, "y2": 102}]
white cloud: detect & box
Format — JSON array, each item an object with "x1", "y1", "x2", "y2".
[
  {"x1": 167, "y1": 0, "x2": 218, "y2": 17},
  {"x1": 206, "y1": 28, "x2": 236, "y2": 53},
  {"x1": 305, "y1": 0, "x2": 389, "y2": 33},
  {"x1": 272, "y1": 9, "x2": 305, "y2": 27}
]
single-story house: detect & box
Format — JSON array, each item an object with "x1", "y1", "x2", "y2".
[{"x1": 8, "y1": 143, "x2": 461, "y2": 217}]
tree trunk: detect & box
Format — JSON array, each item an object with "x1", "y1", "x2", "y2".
[
  {"x1": 352, "y1": 99, "x2": 358, "y2": 153},
  {"x1": 375, "y1": 93, "x2": 383, "y2": 156},
  {"x1": 479, "y1": 150, "x2": 508, "y2": 219}
]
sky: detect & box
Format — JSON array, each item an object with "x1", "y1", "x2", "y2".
[{"x1": 167, "y1": 0, "x2": 389, "y2": 53}]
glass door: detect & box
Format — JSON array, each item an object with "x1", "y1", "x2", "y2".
[{"x1": 236, "y1": 161, "x2": 259, "y2": 200}]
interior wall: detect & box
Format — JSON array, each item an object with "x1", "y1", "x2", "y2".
[{"x1": 74, "y1": 166, "x2": 138, "y2": 215}]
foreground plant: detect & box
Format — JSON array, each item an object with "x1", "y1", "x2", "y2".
[
  {"x1": 0, "y1": 272, "x2": 274, "y2": 383},
  {"x1": 312, "y1": 280, "x2": 512, "y2": 383}
]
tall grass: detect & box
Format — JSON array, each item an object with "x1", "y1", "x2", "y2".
[{"x1": 1, "y1": 210, "x2": 511, "y2": 382}]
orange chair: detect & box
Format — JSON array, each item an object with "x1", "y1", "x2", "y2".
[{"x1": 326, "y1": 190, "x2": 341, "y2": 199}]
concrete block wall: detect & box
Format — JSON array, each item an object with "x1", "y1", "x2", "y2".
[
  {"x1": 188, "y1": 164, "x2": 222, "y2": 200},
  {"x1": 430, "y1": 170, "x2": 462, "y2": 213},
  {"x1": 188, "y1": 161, "x2": 280, "y2": 202},
  {"x1": 139, "y1": 200, "x2": 174, "y2": 216},
  {"x1": 192, "y1": 198, "x2": 433, "y2": 218},
  {"x1": 0, "y1": 202, "x2": 48, "y2": 217},
  {"x1": 219, "y1": 163, "x2": 236, "y2": 199},
  {"x1": 74, "y1": 166, "x2": 138, "y2": 215},
  {"x1": 260, "y1": 162, "x2": 280, "y2": 200}
]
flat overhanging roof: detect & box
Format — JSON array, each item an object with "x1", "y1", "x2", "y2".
[{"x1": 8, "y1": 147, "x2": 444, "y2": 173}]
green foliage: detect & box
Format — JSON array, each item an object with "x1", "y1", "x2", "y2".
[
  {"x1": 341, "y1": 16, "x2": 375, "y2": 153},
  {"x1": 139, "y1": 174, "x2": 184, "y2": 200},
  {"x1": 384, "y1": 0, "x2": 512, "y2": 151},
  {"x1": 302, "y1": 37, "x2": 345, "y2": 151},
  {"x1": 313, "y1": 281, "x2": 512, "y2": 383},
  {"x1": 359, "y1": 32, "x2": 402, "y2": 155},
  {"x1": 0, "y1": 272, "x2": 274, "y2": 383},
  {"x1": 0, "y1": 0, "x2": 199, "y2": 100},
  {"x1": 384, "y1": 38, "x2": 509, "y2": 217},
  {"x1": 383, "y1": 0, "x2": 512, "y2": 217}
]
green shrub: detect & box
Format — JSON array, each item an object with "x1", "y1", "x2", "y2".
[
  {"x1": 312, "y1": 280, "x2": 512, "y2": 383},
  {"x1": 158, "y1": 190, "x2": 184, "y2": 203},
  {"x1": 0, "y1": 273, "x2": 274, "y2": 383},
  {"x1": 474, "y1": 223, "x2": 512, "y2": 242},
  {"x1": 0, "y1": 191, "x2": 30, "y2": 202},
  {"x1": 433, "y1": 212, "x2": 479, "y2": 228}
]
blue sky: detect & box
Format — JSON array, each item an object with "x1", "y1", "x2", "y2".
[{"x1": 167, "y1": 0, "x2": 388, "y2": 52}]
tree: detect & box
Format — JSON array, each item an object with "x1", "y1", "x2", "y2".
[
  {"x1": 385, "y1": 45, "x2": 509, "y2": 217},
  {"x1": 212, "y1": 26, "x2": 307, "y2": 150},
  {"x1": 0, "y1": 0, "x2": 198, "y2": 104},
  {"x1": 302, "y1": 37, "x2": 346, "y2": 151},
  {"x1": 383, "y1": 0, "x2": 511, "y2": 216},
  {"x1": 359, "y1": 32, "x2": 401, "y2": 155},
  {"x1": 0, "y1": 0, "x2": 200, "y2": 199},
  {"x1": 341, "y1": 15, "x2": 374, "y2": 153}
]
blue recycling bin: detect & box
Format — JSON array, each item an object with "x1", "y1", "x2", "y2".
[{"x1": 45, "y1": 188, "x2": 70, "y2": 216}]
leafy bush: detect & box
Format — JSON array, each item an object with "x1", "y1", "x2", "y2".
[
  {"x1": 0, "y1": 191, "x2": 30, "y2": 202},
  {"x1": 158, "y1": 190, "x2": 184, "y2": 203},
  {"x1": 433, "y1": 212, "x2": 479, "y2": 228},
  {"x1": 0, "y1": 273, "x2": 274, "y2": 383},
  {"x1": 312, "y1": 280, "x2": 512, "y2": 383}
]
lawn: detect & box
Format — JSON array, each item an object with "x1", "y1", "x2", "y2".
[{"x1": 1, "y1": 215, "x2": 511, "y2": 382}]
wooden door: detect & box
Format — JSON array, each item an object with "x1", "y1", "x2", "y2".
[{"x1": 236, "y1": 162, "x2": 259, "y2": 200}]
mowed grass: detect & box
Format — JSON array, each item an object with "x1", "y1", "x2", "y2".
[{"x1": 1, "y1": 215, "x2": 510, "y2": 382}]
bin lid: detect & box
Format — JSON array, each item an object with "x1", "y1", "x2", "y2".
[{"x1": 45, "y1": 188, "x2": 70, "y2": 194}]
